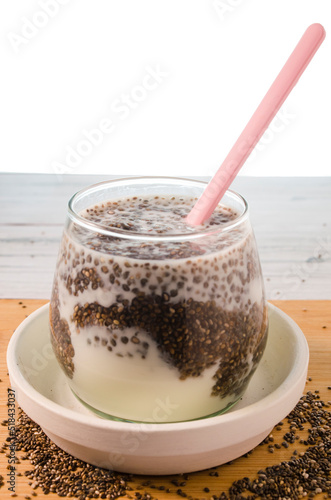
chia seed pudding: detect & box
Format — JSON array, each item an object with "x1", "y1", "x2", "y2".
[{"x1": 50, "y1": 178, "x2": 268, "y2": 423}]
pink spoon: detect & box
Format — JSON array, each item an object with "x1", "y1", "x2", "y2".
[{"x1": 186, "y1": 23, "x2": 326, "y2": 226}]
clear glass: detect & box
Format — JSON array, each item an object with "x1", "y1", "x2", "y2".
[{"x1": 50, "y1": 177, "x2": 268, "y2": 423}]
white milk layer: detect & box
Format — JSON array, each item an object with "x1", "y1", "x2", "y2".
[{"x1": 69, "y1": 325, "x2": 236, "y2": 421}]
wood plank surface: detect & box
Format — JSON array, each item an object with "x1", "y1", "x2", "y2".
[
  {"x1": 1, "y1": 299, "x2": 331, "y2": 499},
  {"x1": 1, "y1": 174, "x2": 331, "y2": 300}
]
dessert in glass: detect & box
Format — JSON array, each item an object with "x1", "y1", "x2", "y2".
[{"x1": 50, "y1": 177, "x2": 268, "y2": 423}]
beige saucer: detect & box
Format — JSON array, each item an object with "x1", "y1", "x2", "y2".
[{"x1": 7, "y1": 303, "x2": 308, "y2": 475}]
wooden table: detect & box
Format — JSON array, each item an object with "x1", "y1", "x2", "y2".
[{"x1": 1, "y1": 299, "x2": 330, "y2": 499}]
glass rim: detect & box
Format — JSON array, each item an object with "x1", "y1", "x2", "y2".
[{"x1": 67, "y1": 176, "x2": 249, "y2": 242}]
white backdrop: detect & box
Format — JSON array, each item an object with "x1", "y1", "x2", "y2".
[{"x1": 0, "y1": 0, "x2": 330, "y2": 177}]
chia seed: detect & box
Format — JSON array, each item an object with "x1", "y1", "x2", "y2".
[
  {"x1": 2, "y1": 390, "x2": 331, "y2": 499},
  {"x1": 1, "y1": 409, "x2": 130, "y2": 499}
]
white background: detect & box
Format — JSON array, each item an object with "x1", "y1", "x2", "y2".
[{"x1": 0, "y1": 0, "x2": 330, "y2": 178}]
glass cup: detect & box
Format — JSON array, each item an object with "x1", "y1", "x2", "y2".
[{"x1": 49, "y1": 177, "x2": 268, "y2": 423}]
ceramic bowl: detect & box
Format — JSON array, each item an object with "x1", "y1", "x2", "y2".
[{"x1": 7, "y1": 303, "x2": 309, "y2": 475}]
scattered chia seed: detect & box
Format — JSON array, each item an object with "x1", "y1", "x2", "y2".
[
  {"x1": 1, "y1": 409, "x2": 130, "y2": 500},
  {"x1": 3, "y1": 390, "x2": 331, "y2": 500},
  {"x1": 219, "y1": 391, "x2": 331, "y2": 499}
]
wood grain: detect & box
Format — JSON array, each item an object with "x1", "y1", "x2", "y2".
[
  {"x1": 1, "y1": 299, "x2": 331, "y2": 499},
  {"x1": 1, "y1": 174, "x2": 331, "y2": 300}
]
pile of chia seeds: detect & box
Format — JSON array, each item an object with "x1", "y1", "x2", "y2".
[
  {"x1": 224, "y1": 390, "x2": 331, "y2": 499},
  {"x1": 1, "y1": 390, "x2": 331, "y2": 499},
  {"x1": 1, "y1": 409, "x2": 130, "y2": 500}
]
